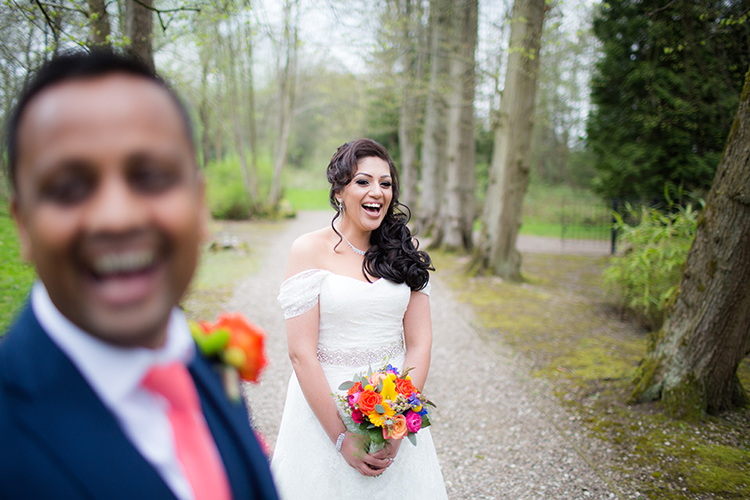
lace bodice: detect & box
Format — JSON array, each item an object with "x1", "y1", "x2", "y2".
[{"x1": 278, "y1": 269, "x2": 429, "y2": 366}]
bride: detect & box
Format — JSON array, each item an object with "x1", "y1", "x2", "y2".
[{"x1": 272, "y1": 139, "x2": 448, "y2": 499}]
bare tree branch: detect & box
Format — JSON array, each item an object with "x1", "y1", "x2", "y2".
[
  {"x1": 646, "y1": 0, "x2": 677, "y2": 17},
  {"x1": 35, "y1": 2, "x2": 88, "y2": 16},
  {"x1": 129, "y1": 0, "x2": 201, "y2": 31},
  {"x1": 32, "y1": 0, "x2": 56, "y2": 35}
]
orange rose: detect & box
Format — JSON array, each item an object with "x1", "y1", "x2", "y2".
[
  {"x1": 394, "y1": 378, "x2": 415, "y2": 397},
  {"x1": 384, "y1": 414, "x2": 408, "y2": 440},
  {"x1": 357, "y1": 390, "x2": 383, "y2": 414},
  {"x1": 209, "y1": 313, "x2": 268, "y2": 383}
]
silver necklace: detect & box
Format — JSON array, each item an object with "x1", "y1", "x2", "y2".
[{"x1": 340, "y1": 231, "x2": 367, "y2": 256}]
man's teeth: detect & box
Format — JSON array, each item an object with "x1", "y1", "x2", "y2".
[{"x1": 93, "y1": 251, "x2": 155, "y2": 275}]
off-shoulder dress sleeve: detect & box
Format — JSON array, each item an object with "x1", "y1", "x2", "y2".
[
  {"x1": 277, "y1": 269, "x2": 331, "y2": 319},
  {"x1": 417, "y1": 280, "x2": 431, "y2": 296}
]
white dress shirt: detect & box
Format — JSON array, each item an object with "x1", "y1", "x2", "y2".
[{"x1": 32, "y1": 281, "x2": 201, "y2": 500}]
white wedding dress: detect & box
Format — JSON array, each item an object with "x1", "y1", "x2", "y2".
[{"x1": 272, "y1": 269, "x2": 448, "y2": 500}]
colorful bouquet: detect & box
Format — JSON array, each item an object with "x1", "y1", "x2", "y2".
[
  {"x1": 336, "y1": 364, "x2": 435, "y2": 453},
  {"x1": 190, "y1": 313, "x2": 268, "y2": 402}
]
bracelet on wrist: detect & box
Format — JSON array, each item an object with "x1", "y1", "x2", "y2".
[{"x1": 335, "y1": 432, "x2": 346, "y2": 453}]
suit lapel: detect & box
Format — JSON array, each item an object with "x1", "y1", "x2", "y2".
[
  {"x1": 189, "y1": 354, "x2": 278, "y2": 500},
  {"x1": 5, "y1": 306, "x2": 175, "y2": 500}
]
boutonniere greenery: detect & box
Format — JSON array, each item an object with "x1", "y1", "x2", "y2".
[{"x1": 189, "y1": 313, "x2": 268, "y2": 402}]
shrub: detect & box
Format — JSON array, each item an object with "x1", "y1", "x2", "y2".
[
  {"x1": 604, "y1": 200, "x2": 700, "y2": 330},
  {"x1": 205, "y1": 156, "x2": 256, "y2": 220},
  {"x1": 208, "y1": 179, "x2": 252, "y2": 220}
]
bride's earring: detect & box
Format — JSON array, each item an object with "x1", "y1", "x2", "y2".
[{"x1": 337, "y1": 197, "x2": 344, "y2": 212}]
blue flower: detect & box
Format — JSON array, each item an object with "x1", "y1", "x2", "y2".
[
  {"x1": 408, "y1": 393, "x2": 428, "y2": 416},
  {"x1": 385, "y1": 364, "x2": 400, "y2": 376}
]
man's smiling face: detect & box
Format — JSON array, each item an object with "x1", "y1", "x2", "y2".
[{"x1": 12, "y1": 73, "x2": 207, "y2": 348}]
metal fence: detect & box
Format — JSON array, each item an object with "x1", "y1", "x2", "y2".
[
  {"x1": 558, "y1": 198, "x2": 656, "y2": 255},
  {"x1": 558, "y1": 198, "x2": 615, "y2": 254}
]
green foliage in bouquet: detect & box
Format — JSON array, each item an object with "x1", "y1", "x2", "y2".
[{"x1": 604, "y1": 196, "x2": 701, "y2": 330}]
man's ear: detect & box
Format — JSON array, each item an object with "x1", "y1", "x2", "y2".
[{"x1": 10, "y1": 196, "x2": 33, "y2": 262}]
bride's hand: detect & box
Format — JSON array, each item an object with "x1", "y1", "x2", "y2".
[
  {"x1": 339, "y1": 432, "x2": 392, "y2": 476},
  {"x1": 371, "y1": 438, "x2": 401, "y2": 466}
]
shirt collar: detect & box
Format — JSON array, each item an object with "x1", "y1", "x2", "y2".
[{"x1": 31, "y1": 281, "x2": 195, "y2": 410}]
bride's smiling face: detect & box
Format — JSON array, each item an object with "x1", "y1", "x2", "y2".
[{"x1": 339, "y1": 156, "x2": 393, "y2": 233}]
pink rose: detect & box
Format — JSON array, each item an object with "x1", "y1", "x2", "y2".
[
  {"x1": 405, "y1": 410, "x2": 422, "y2": 433},
  {"x1": 348, "y1": 392, "x2": 360, "y2": 407},
  {"x1": 352, "y1": 409, "x2": 365, "y2": 424},
  {"x1": 369, "y1": 372, "x2": 387, "y2": 386}
]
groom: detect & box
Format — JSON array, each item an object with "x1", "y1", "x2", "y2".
[{"x1": 0, "y1": 50, "x2": 278, "y2": 500}]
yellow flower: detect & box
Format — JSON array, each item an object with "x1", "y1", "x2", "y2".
[
  {"x1": 367, "y1": 401, "x2": 395, "y2": 427},
  {"x1": 380, "y1": 376, "x2": 398, "y2": 402}
]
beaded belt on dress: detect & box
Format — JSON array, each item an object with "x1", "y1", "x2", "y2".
[{"x1": 317, "y1": 338, "x2": 405, "y2": 367}]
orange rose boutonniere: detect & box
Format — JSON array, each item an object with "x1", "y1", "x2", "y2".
[{"x1": 189, "y1": 313, "x2": 268, "y2": 402}]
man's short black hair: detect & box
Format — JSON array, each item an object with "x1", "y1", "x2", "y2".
[{"x1": 5, "y1": 49, "x2": 195, "y2": 191}]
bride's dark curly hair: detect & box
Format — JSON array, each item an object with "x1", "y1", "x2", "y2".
[{"x1": 327, "y1": 138, "x2": 434, "y2": 291}]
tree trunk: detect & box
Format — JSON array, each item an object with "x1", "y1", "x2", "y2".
[
  {"x1": 440, "y1": 0, "x2": 477, "y2": 251},
  {"x1": 86, "y1": 0, "x2": 110, "y2": 48},
  {"x1": 246, "y1": 18, "x2": 259, "y2": 200},
  {"x1": 225, "y1": 24, "x2": 254, "y2": 212},
  {"x1": 630, "y1": 68, "x2": 750, "y2": 418},
  {"x1": 473, "y1": 0, "x2": 546, "y2": 280},
  {"x1": 125, "y1": 0, "x2": 153, "y2": 71},
  {"x1": 397, "y1": 0, "x2": 425, "y2": 209},
  {"x1": 270, "y1": 0, "x2": 298, "y2": 209},
  {"x1": 419, "y1": 0, "x2": 450, "y2": 238},
  {"x1": 198, "y1": 56, "x2": 211, "y2": 170},
  {"x1": 399, "y1": 89, "x2": 419, "y2": 209}
]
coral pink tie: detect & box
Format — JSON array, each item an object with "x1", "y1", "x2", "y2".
[{"x1": 142, "y1": 363, "x2": 232, "y2": 500}]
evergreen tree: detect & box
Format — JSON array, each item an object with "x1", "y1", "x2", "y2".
[{"x1": 587, "y1": 0, "x2": 749, "y2": 201}]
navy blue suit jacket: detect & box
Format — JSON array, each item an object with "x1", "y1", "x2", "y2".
[{"x1": 0, "y1": 304, "x2": 279, "y2": 500}]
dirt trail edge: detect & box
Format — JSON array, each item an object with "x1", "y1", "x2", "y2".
[{"x1": 235, "y1": 211, "x2": 629, "y2": 500}]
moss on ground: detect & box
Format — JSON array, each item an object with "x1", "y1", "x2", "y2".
[
  {"x1": 181, "y1": 219, "x2": 285, "y2": 322},
  {"x1": 432, "y1": 250, "x2": 750, "y2": 499}
]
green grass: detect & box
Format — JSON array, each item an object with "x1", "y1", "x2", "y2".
[
  {"x1": 0, "y1": 207, "x2": 36, "y2": 334},
  {"x1": 284, "y1": 188, "x2": 332, "y2": 211}
]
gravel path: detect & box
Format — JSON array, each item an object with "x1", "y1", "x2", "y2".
[{"x1": 233, "y1": 211, "x2": 631, "y2": 500}]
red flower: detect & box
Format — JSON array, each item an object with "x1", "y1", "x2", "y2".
[
  {"x1": 347, "y1": 381, "x2": 363, "y2": 396},
  {"x1": 351, "y1": 409, "x2": 365, "y2": 424}
]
